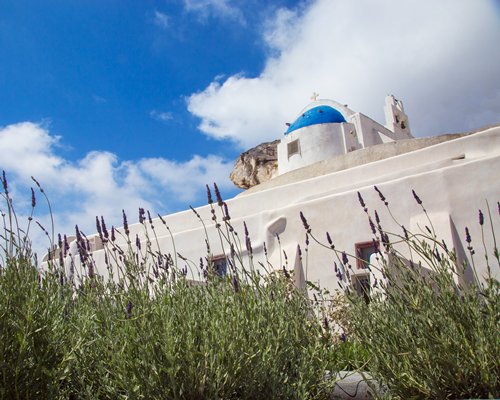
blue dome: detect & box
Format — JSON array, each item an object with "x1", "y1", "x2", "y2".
[{"x1": 285, "y1": 105, "x2": 346, "y2": 134}]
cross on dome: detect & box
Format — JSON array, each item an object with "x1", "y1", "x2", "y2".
[{"x1": 310, "y1": 92, "x2": 319, "y2": 101}]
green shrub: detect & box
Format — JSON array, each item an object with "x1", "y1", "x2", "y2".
[
  {"x1": 0, "y1": 176, "x2": 338, "y2": 399},
  {"x1": 303, "y1": 187, "x2": 500, "y2": 399}
]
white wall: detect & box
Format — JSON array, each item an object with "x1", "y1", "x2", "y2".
[
  {"x1": 57, "y1": 127, "x2": 500, "y2": 294},
  {"x1": 278, "y1": 123, "x2": 355, "y2": 175}
]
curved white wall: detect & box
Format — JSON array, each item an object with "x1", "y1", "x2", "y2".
[{"x1": 278, "y1": 122, "x2": 358, "y2": 175}]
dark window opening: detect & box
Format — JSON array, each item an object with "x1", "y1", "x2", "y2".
[
  {"x1": 287, "y1": 139, "x2": 299, "y2": 157},
  {"x1": 211, "y1": 255, "x2": 227, "y2": 277},
  {"x1": 352, "y1": 274, "x2": 371, "y2": 304},
  {"x1": 355, "y1": 241, "x2": 377, "y2": 270}
]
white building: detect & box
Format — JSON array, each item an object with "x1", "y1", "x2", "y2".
[
  {"x1": 278, "y1": 95, "x2": 412, "y2": 175},
  {"x1": 50, "y1": 95, "x2": 500, "y2": 294}
]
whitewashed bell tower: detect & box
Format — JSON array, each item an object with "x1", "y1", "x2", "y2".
[{"x1": 384, "y1": 94, "x2": 411, "y2": 136}]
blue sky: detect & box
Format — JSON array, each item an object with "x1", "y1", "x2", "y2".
[
  {"x1": 0, "y1": 0, "x2": 499, "y2": 253},
  {"x1": 1, "y1": 0, "x2": 294, "y2": 161}
]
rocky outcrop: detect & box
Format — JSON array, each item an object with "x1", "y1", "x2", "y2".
[{"x1": 230, "y1": 140, "x2": 279, "y2": 189}]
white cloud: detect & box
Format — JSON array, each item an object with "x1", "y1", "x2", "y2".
[
  {"x1": 150, "y1": 109, "x2": 174, "y2": 122},
  {"x1": 0, "y1": 122, "x2": 234, "y2": 255},
  {"x1": 187, "y1": 0, "x2": 500, "y2": 148},
  {"x1": 139, "y1": 155, "x2": 233, "y2": 202},
  {"x1": 183, "y1": 0, "x2": 244, "y2": 23},
  {"x1": 154, "y1": 10, "x2": 170, "y2": 29}
]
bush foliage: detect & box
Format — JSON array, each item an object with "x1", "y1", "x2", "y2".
[{"x1": 0, "y1": 174, "x2": 499, "y2": 399}]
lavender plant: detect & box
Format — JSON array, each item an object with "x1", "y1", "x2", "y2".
[
  {"x1": 301, "y1": 187, "x2": 500, "y2": 399},
  {"x1": 0, "y1": 176, "x2": 337, "y2": 400}
]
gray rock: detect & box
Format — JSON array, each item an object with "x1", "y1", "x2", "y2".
[
  {"x1": 329, "y1": 371, "x2": 386, "y2": 400},
  {"x1": 230, "y1": 139, "x2": 279, "y2": 189}
]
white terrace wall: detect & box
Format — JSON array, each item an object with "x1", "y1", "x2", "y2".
[{"x1": 62, "y1": 127, "x2": 500, "y2": 294}]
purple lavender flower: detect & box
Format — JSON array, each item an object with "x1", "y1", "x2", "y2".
[
  {"x1": 111, "y1": 226, "x2": 116, "y2": 242},
  {"x1": 478, "y1": 209, "x2": 484, "y2": 226},
  {"x1": 223, "y1": 202, "x2": 230, "y2": 221},
  {"x1": 357, "y1": 191, "x2": 367, "y2": 211},
  {"x1": 122, "y1": 210, "x2": 130, "y2": 236},
  {"x1": 206, "y1": 184, "x2": 213, "y2": 204},
  {"x1": 126, "y1": 300, "x2": 133, "y2": 319},
  {"x1": 189, "y1": 206, "x2": 201, "y2": 219},
  {"x1": 232, "y1": 275, "x2": 240, "y2": 292},
  {"x1": 465, "y1": 227, "x2": 471, "y2": 244},
  {"x1": 245, "y1": 236, "x2": 253, "y2": 255},
  {"x1": 412, "y1": 189, "x2": 422, "y2": 205},
  {"x1": 31, "y1": 188, "x2": 36, "y2": 208},
  {"x1": 2, "y1": 171, "x2": 8, "y2": 194},
  {"x1": 101, "y1": 216, "x2": 109, "y2": 239},
  {"x1": 369, "y1": 217, "x2": 376, "y2": 235},
  {"x1": 300, "y1": 211, "x2": 311, "y2": 233},
  {"x1": 342, "y1": 251, "x2": 348, "y2": 265},
  {"x1": 382, "y1": 232, "x2": 390, "y2": 249},
  {"x1": 96, "y1": 216, "x2": 103, "y2": 240},
  {"x1": 158, "y1": 214, "x2": 167, "y2": 225},
  {"x1": 326, "y1": 232, "x2": 333, "y2": 247},
  {"x1": 213, "y1": 182, "x2": 223, "y2": 206},
  {"x1": 374, "y1": 186, "x2": 388, "y2": 205},
  {"x1": 75, "y1": 225, "x2": 82, "y2": 243},
  {"x1": 135, "y1": 234, "x2": 141, "y2": 250},
  {"x1": 441, "y1": 240, "x2": 448, "y2": 252},
  {"x1": 63, "y1": 235, "x2": 69, "y2": 257}
]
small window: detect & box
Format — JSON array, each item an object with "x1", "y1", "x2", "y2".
[
  {"x1": 355, "y1": 241, "x2": 377, "y2": 270},
  {"x1": 287, "y1": 139, "x2": 300, "y2": 157},
  {"x1": 211, "y1": 255, "x2": 227, "y2": 277},
  {"x1": 352, "y1": 274, "x2": 371, "y2": 304}
]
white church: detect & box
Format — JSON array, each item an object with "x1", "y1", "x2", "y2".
[{"x1": 51, "y1": 94, "x2": 500, "y2": 294}]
